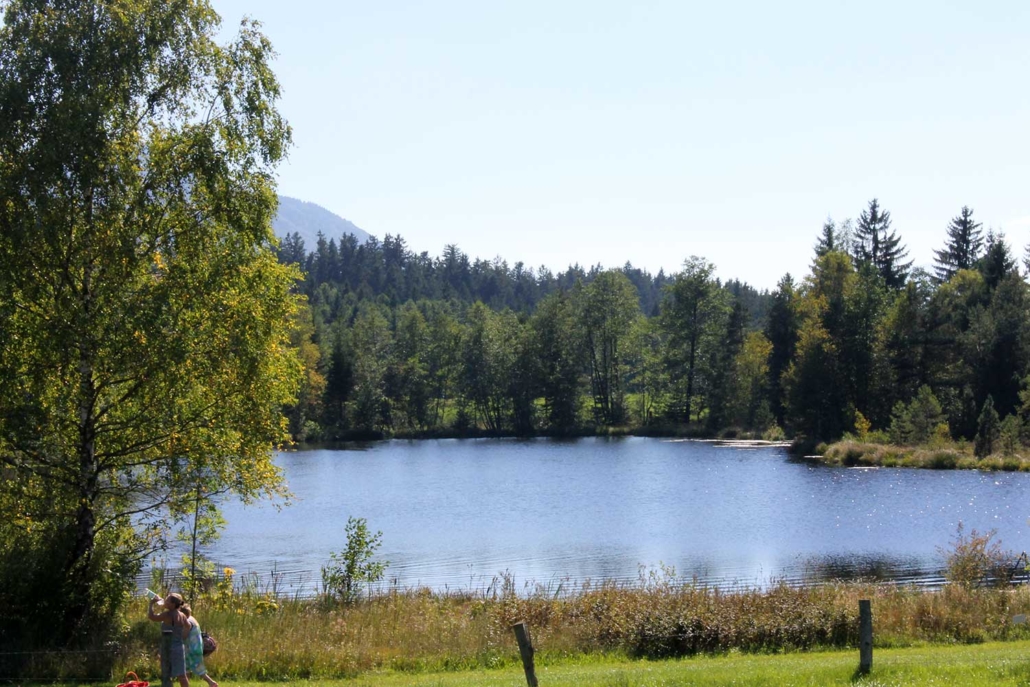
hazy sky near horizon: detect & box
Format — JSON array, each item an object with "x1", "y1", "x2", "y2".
[{"x1": 211, "y1": 0, "x2": 1029, "y2": 289}]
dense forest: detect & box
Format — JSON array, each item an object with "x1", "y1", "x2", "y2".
[{"x1": 277, "y1": 199, "x2": 1030, "y2": 449}]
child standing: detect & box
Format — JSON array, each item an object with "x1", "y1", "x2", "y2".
[{"x1": 181, "y1": 605, "x2": 218, "y2": 687}]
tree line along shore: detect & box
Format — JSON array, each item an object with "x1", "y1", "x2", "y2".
[{"x1": 279, "y1": 200, "x2": 1030, "y2": 471}]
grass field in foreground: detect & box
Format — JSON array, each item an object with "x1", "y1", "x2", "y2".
[{"x1": 225, "y1": 640, "x2": 1030, "y2": 687}]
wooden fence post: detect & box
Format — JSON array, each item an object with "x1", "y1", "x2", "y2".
[
  {"x1": 859, "y1": 599, "x2": 873, "y2": 674},
  {"x1": 512, "y1": 621, "x2": 539, "y2": 687}
]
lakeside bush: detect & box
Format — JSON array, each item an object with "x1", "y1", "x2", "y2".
[{"x1": 941, "y1": 525, "x2": 1014, "y2": 588}]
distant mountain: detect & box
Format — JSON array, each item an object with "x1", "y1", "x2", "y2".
[{"x1": 272, "y1": 195, "x2": 371, "y2": 250}]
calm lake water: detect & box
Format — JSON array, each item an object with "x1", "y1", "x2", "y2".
[{"x1": 190, "y1": 437, "x2": 1030, "y2": 595}]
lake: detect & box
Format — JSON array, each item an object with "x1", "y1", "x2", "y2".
[{"x1": 188, "y1": 437, "x2": 1030, "y2": 595}]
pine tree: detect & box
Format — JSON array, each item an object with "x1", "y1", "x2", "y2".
[
  {"x1": 933, "y1": 206, "x2": 983, "y2": 282},
  {"x1": 855, "y1": 199, "x2": 912, "y2": 289}
]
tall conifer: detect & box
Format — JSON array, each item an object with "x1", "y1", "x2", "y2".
[
  {"x1": 814, "y1": 218, "x2": 839, "y2": 258},
  {"x1": 707, "y1": 300, "x2": 749, "y2": 430},
  {"x1": 978, "y1": 230, "x2": 1017, "y2": 292},
  {"x1": 933, "y1": 206, "x2": 983, "y2": 282},
  {"x1": 855, "y1": 199, "x2": 912, "y2": 289},
  {"x1": 764, "y1": 274, "x2": 800, "y2": 426}
]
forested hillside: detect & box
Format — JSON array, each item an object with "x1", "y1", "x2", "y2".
[{"x1": 278, "y1": 200, "x2": 1030, "y2": 449}]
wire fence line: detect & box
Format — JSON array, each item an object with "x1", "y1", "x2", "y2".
[{"x1": 138, "y1": 563, "x2": 322, "y2": 598}]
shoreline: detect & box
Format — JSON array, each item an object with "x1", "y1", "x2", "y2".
[
  {"x1": 292, "y1": 424, "x2": 789, "y2": 447},
  {"x1": 292, "y1": 430, "x2": 1030, "y2": 473},
  {"x1": 289, "y1": 432, "x2": 1030, "y2": 472},
  {"x1": 813, "y1": 439, "x2": 1030, "y2": 472}
]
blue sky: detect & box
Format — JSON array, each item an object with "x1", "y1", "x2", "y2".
[{"x1": 212, "y1": 0, "x2": 1029, "y2": 289}]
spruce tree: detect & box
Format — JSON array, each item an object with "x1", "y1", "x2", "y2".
[
  {"x1": 889, "y1": 401, "x2": 913, "y2": 445},
  {"x1": 531, "y1": 291, "x2": 583, "y2": 429},
  {"x1": 907, "y1": 386, "x2": 944, "y2": 443},
  {"x1": 933, "y1": 206, "x2": 983, "y2": 282},
  {"x1": 855, "y1": 199, "x2": 912, "y2": 289},
  {"x1": 814, "y1": 218, "x2": 838, "y2": 258},
  {"x1": 764, "y1": 274, "x2": 800, "y2": 426},
  {"x1": 707, "y1": 300, "x2": 749, "y2": 431},
  {"x1": 974, "y1": 395, "x2": 1001, "y2": 458},
  {"x1": 978, "y1": 230, "x2": 1017, "y2": 292}
]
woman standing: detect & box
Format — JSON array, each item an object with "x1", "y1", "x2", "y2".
[{"x1": 147, "y1": 593, "x2": 190, "y2": 687}]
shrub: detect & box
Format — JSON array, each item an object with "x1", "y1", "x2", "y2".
[
  {"x1": 842, "y1": 445, "x2": 865, "y2": 467},
  {"x1": 929, "y1": 422, "x2": 952, "y2": 448},
  {"x1": 865, "y1": 429, "x2": 891, "y2": 444},
  {"x1": 926, "y1": 450, "x2": 958, "y2": 470},
  {"x1": 321, "y1": 517, "x2": 388, "y2": 603},
  {"x1": 940, "y1": 523, "x2": 1013, "y2": 588},
  {"x1": 0, "y1": 525, "x2": 135, "y2": 680}
]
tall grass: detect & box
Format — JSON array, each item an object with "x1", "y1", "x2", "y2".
[
  {"x1": 111, "y1": 570, "x2": 1030, "y2": 682},
  {"x1": 820, "y1": 440, "x2": 1030, "y2": 471}
]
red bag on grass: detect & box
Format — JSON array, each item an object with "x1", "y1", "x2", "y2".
[{"x1": 117, "y1": 672, "x2": 149, "y2": 687}]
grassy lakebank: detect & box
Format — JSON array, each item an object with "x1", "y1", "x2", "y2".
[
  {"x1": 817, "y1": 439, "x2": 1030, "y2": 471},
  {"x1": 51, "y1": 573, "x2": 1030, "y2": 684}
]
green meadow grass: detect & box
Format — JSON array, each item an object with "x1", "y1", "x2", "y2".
[{"x1": 221, "y1": 640, "x2": 1030, "y2": 686}]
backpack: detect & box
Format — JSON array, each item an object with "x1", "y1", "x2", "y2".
[{"x1": 201, "y1": 632, "x2": 217, "y2": 656}]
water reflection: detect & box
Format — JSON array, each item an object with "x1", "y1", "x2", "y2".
[{"x1": 151, "y1": 438, "x2": 1030, "y2": 595}]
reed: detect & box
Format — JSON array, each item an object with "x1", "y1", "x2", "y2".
[
  {"x1": 112, "y1": 571, "x2": 1030, "y2": 681},
  {"x1": 820, "y1": 440, "x2": 1030, "y2": 471}
]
